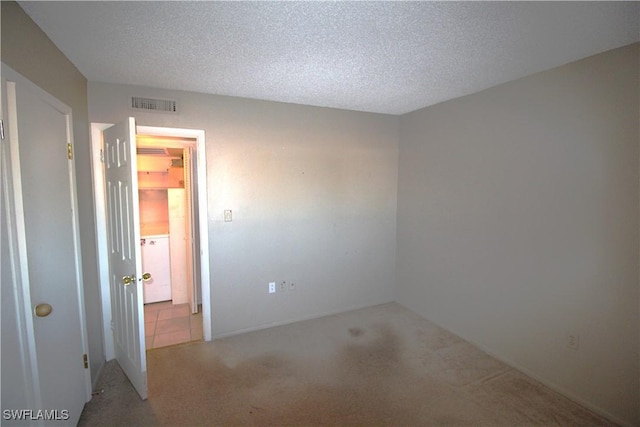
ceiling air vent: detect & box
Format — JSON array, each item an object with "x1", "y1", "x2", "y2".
[{"x1": 131, "y1": 96, "x2": 178, "y2": 113}]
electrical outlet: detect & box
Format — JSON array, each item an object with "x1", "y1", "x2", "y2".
[
  {"x1": 224, "y1": 210, "x2": 232, "y2": 222},
  {"x1": 279, "y1": 281, "x2": 287, "y2": 292},
  {"x1": 268, "y1": 282, "x2": 276, "y2": 294},
  {"x1": 566, "y1": 334, "x2": 579, "y2": 350},
  {"x1": 289, "y1": 282, "x2": 296, "y2": 291}
]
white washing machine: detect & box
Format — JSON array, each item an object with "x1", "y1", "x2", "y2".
[{"x1": 141, "y1": 234, "x2": 172, "y2": 304}]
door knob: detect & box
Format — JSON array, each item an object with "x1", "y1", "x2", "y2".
[
  {"x1": 35, "y1": 303, "x2": 53, "y2": 317},
  {"x1": 142, "y1": 272, "x2": 152, "y2": 281},
  {"x1": 122, "y1": 275, "x2": 136, "y2": 285}
]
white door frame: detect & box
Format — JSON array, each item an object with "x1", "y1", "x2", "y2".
[{"x1": 91, "y1": 123, "x2": 211, "y2": 361}]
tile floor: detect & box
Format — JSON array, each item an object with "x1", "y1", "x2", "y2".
[{"x1": 144, "y1": 301, "x2": 203, "y2": 349}]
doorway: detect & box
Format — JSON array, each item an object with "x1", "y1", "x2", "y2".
[
  {"x1": 137, "y1": 134, "x2": 202, "y2": 349},
  {"x1": 91, "y1": 122, "x2": 211, "y2": 363}
]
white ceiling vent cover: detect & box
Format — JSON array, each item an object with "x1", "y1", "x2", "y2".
[{"x1": 131, "y1": 96, "x2": 178, "y2": 113}]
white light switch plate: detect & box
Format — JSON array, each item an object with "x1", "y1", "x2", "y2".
[{"x1": 224, "y1": 210, "x2": 232, "y2": 222}]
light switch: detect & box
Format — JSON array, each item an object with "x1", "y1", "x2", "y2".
[{"x1": 224, "y1": 209, "x2": 232, "y2": 222}]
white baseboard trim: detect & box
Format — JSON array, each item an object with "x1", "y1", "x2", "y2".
[
  {"x1": 396, "y1": 302, "x2": 634, "y2": 427},
  {"x1": 211, "y1": 299, "x2": 395, "y2": 340},
  {"x1": 91, "y1": 361, "x2": 106, "y2": 392}
]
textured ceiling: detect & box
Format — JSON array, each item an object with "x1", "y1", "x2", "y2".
[{"x1": 17, "y1": 1, "x2": 640, "y2": 115}]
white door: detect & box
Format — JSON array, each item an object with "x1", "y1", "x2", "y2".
[
  {"x1": 1, "y1": 65, "x2": 90, "y2": 424},
  {"x1": 103, "y1": 118, "x2": 148, "y2": 399}
]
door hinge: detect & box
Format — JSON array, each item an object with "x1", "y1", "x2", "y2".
[
  {"x1": 99, "y1": 148, "x2": 105, "y2": 163},
  {"x1": 83, "y1": 354, "x2": 89, "y2": 369},
  {"x1": 0, "y1": 119, "x2": 4, "y2": 140},
  {"x1": 67, "y1": 143, "x2": 73, "y2": 160}
]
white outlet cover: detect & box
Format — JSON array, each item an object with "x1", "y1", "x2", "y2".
[
  {"x1": 224, "y1": 210, "x2": 232, "y2": 222},
  {"x1": 268, "y1": 282, "x2": 276, "y2": 294}
]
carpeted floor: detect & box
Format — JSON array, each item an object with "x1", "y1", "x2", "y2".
[{"x1": 79, "y1": 303, "x2": 615, "y2": 426}]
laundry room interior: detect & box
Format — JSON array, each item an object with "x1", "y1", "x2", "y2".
[{"x1": 136, "y1": 135, "x2": 203, "y2": 349}]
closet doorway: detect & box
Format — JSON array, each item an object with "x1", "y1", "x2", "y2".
[
  {"x1": 137, "y1": 134, "x2": 200, "y2": 349},
  {"x1": 91, "y1": 123, "x2": 211, "y2": 364}
]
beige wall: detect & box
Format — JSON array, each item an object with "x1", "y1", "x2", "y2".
[
  {"x1": 139, "y1": 189, "x2": 170, "y2": 229},
  {"x1": 1, "y1": 1, "x2": 104, "y2": 384},
  {"x1": 88, "y1": 83, "x2": 399, "y2": 337},
  {"x1": 397, "y1": 43, "x2": 640, "y2": 425}
]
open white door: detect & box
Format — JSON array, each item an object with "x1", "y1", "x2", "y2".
[{"x1": 103, "y1": 118, "x2": 147, "y2": 399}]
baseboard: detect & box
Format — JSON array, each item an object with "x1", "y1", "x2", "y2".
[
  {"x1": 91, "y1": 360, "x2": 106, "y2": 392},
  {"x1": 211, "y1": 299, "x2": 395, "y2": 340},
  {"x1": 496, "y1": 359, "x2": 634, "y2": 427},
  {"x1": 396, "y1": 302, "x2": 635, "y2": 427}
]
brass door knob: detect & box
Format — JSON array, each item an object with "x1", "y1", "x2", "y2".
[
  {"x1": 142, "y1": 272, "x2": 152, "y2": 281},
  {"x1": 122, "y1": 275, "x2": 135, "y2": 285},
  {"x1": 35, "y1": 303, "x2": 53, "y2": 317}
]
